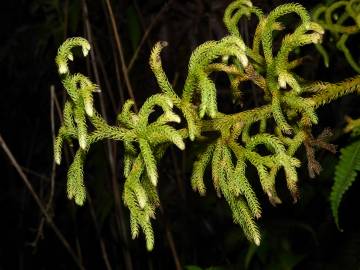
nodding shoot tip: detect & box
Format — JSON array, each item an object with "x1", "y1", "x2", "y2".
[
  {"x1": 176, "y1": 140, "x2": 185, "y2": 150},
  {"x1": 150, "y1": 174, "x2": 158, "y2": 187},
  {"x1": 68, "y1": 53, "x2": 74, "y2": 61},
  {"x1": 55, "y1": 155, "x2": 61, "y2": 165},
  {"x1": 81, "y1": 42, "x2": 91, "y2": 57},
  {"x1": 254, "y1": 236, "x2": 260, "y2": 246},
  {"x1": 239, "y1": 54, "x2": 248, "y2": 67},
  {"x1": 58, "y1": 63, "x2": 68, "y2": 74},
  {"x1": 160, "y1": 41, "x2": 168, "y2": 47},
  {"x1": 79, "y1": 135, "x2": 87, "y2": 150},
  {"x1": 278, "y1": 74, "x2": 287, "y2": 89},
  {"x1": 244, "y1": 0, "x2": 253, "y2": 7},
  {"x1": 85, "y1": 103, "x2": 94, "y2": 117}
]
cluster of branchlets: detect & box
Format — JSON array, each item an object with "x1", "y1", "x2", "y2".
[
  {"x1": 312, "y1": 0, "x2": 360, "y2": 72},
  {"x1": 54, "y1": 0, "x2": 360, "y2": 250}
]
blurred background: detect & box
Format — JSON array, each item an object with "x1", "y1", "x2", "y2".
[{"x1": 1, "y1": 0, "x2": 360, "y2": 269}]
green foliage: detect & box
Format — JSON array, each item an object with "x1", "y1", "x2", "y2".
[
  {"x1": 53, "y1": 1, "x2": 360, "y2": 250},
  {"x1": 312, "y1": 0, "x2": 360, "y2": 71},
  {"x1": 314, "y1": 0, "x2": 360, "y2": 231},
  {"x1": 331, "y1": 114, "x2": 360, "y2": 230},
  {"x1": 331, "y1": 140, "x2": 360, "y2": 230}
]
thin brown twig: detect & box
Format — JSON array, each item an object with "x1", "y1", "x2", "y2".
[
  {"x1": 75, "y1": 235, "x2": 84, "y2": 267},
  {"x1": 127, "y1": 0, "x2": 174, "y2": 72},
  {"x1": 159, "y1": 205, "x2": 182, "y2": 270},
  {"x1": 29, "y1": 220, "x2": 45, "y2": 249},
  {"x1": 161, "y1": 74, "x2": 182, "y2": 270},
  {"x1": 93, "y1": 44, "x2": 117, "y2": 113},
  {"x1": 109, "y1": 149, "x2": 134, "y2": 270},
  {"x1": 20, "y1": 166, "x2": 50, "y2": 182},
  {"x1": 82, "y1": 2, "x2": 134, "y2": 270},
  {"x1": 88, "y1": 194, "x2": 113, "y2": 270},
  {"x1": 131, "y1": 0, "x2": 150, "y2": 43},
  {"x1": 114, "y1": 51, "x2": 125, "y2": 112},
  {"x1": 0, "y1": 134, "x2": 85, "y2": 270},
  {"x1": 104, "y1": 0, "x2": 138, "y2": 111},
  {"x1": 100, "y1": 0, "x2": 125, "y2": 107},
  {"x1": 82, "y1": 0, "x2": 107, "y2": 120},
  {"x1": 30, "y1": 86, "x2": 58, "y2": 248},
  {"x1": 49, "y1": 86, "x2": 57, "y2": 208},
  {"x1": 170, "y1": 148, "x2": 186, "y2": 200},
  {"x1": 169, "y1": 73, "x2": 186, "y2": 200},
  {"x1": 53, "y1": 90, "x2": 63, "y2": 123}
]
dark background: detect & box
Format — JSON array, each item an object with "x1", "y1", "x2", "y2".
[{"x1": 1, "y1": 0, "x2": 360, "y2": 269}]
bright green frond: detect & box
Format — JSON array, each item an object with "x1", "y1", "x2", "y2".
[{"x1": 331, "y1": 141, "x2": 360, "y2": 229}]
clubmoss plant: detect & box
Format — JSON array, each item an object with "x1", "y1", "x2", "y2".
[
  {"x1": 54, "y1": 0, "x2": 360, "y2": 250},
  {"x1": 311, "y1": 0, "x2": 360, "y2": 230},
  {"x1": 312, "y1": 0, "x2": 360, "y2": 71}
]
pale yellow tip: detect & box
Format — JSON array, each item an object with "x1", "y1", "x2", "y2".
[
  {"x1": 55, "y1": 155, "x2": 61, "y2": 165},
  {"x1": 240, "y1": 54, "x2": 248, "y2": 67},
  {"x1": 150, "y1": 174, "x2": 158, "y2": 186},
  {"x1": 82, "y1": 47, "x2": 89, "y2": 57},
  {"x1": 278, "y1": 74, "x2": 287, "y2": 89},
  {"x1": 85, "y1": 103, "x2": 94, "y2": 117},
  {"x1": 138, "y1": 196, "x2": 147, "y2": 209},
  {"x1": 254, "y1": 237, "x2": 260, "y2": 246},
  {"x1": 177, "y1": 141, "x2": 185, "y2": 150},
  {"x1": 79, "y1": 135, "x2": 87, "y2": 149},
  {"x1": 68, "y1": 53, "x2": 74, "y2": 61},
  {"x1": 58, "y1": 63, "x2": 68, "y2": 74}
]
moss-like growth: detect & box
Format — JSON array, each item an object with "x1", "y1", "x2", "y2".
[{"x1": 54, "y1": 1, "x2": 360, "y2": 250}]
